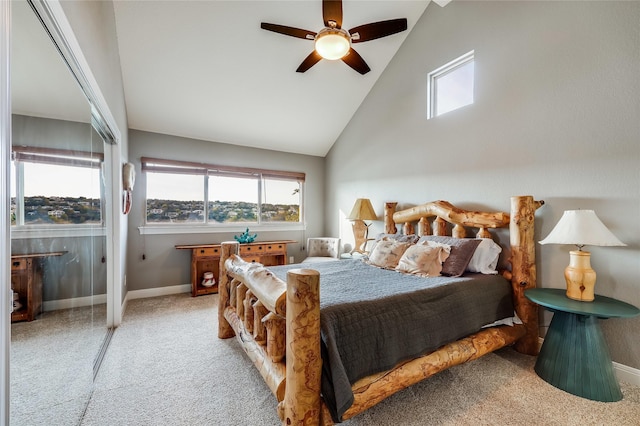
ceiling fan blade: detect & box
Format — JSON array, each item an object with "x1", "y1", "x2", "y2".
[
  {"x1": 341, "y1": 48, "x2": 371, "y2": 75},
  {"x1": 260, "y1": 22, "x2": 316, "y2": 40},
  {"x1": 296, "y1": 51, "x2": 323, "y2": 73},
  {"x1": 323, "y1": 0, "x2": 343, "y2": 29},
  {"x1": 349, "y1": 18, "x2": 408, "y2": 43}
]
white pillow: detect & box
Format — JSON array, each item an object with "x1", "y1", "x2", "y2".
[
  {"x1": 367, "y1": 239, "x2": 413, "y2": 269},
  {"x1": 467, "y1": 238, "x2": 501, "y2": 274}
]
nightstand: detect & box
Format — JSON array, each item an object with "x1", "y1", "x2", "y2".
[{"x1": 525, "y1": 288, "x2": 639, "y2": 402}]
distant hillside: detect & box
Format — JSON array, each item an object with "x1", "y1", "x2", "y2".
[{"x1": 146, "y1": 199, "x2": 299, "y2": 223}]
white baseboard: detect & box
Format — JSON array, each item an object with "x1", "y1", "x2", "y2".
[
  {"x1": 124, "y1": 284, "x2": 191, "y2": 301},
  {"x1": 538, "y1": 337, "x2": 640, "y2": 387},
  {"x1": 43, "y1": 294, "x2": 107, "y2": 311},
  {"x1": 42, "y1": 284, "x2": 190, "y2": 315},
  {"x1": 121, "y1": 284, "x2": 191, "y2": 318},
  {"x1": 612, "y1": 361, "x2": 640, "y2": 387}
]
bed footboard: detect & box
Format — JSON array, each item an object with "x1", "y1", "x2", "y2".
[{"x1": 218, "y1": 243, "x2": 323, "y2": 425}]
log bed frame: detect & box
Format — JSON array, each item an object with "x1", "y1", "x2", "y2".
[{"x1": 218, "y1": 195, "x2": 544, "y2": 425}]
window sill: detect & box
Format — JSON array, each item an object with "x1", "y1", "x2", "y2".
[
  {"x1": 11, "y1": 225, "x2": 107, "y2": 239},
  {"x1": 138, "y1": 223, "x2": 305, "y2": 235}
]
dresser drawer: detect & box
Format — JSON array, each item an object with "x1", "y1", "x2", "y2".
[
  {"x1": 242, "y1": 256, "x2": 262, "y2": 264},
  {"x1": 240, "y1": 245, "x2": 264, "y2": 255},
  {"x1": 11, "y1": 259, "x2": 27, "y2": 271},
  {"x1": 264, "y1": 243, "x2": 286, "y2": 254},
  {"x1": 195, "y1": 247, "x2": 221, "y2": 258}
]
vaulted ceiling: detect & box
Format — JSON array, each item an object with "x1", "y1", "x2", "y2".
[{"x1": 13, "y1": 1, "x2": 440, "y2": 157}]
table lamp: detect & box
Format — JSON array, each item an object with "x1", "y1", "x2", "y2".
[
  {"x1": 348, "y1": 198, "x2": 377, "y2": 254},
  {"x1": 539, "y1": 210, "x2": 626, "y2": 302}
]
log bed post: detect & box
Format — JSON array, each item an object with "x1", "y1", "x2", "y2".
[
  {"x1": 384, "y1": 202, "x2": 397, "y2": 234},
  {"x1": 282, "y1": 268, "x2": 322, "y2": 426},
  {"x1": 218, "y1": 241, "x2": 238, "y2": 339},
  {"x1": 510, "y1": 195, "x2": 544, "y2": 355}
]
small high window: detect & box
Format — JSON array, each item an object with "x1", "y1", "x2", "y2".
[{"x1": 428, "y1": 51, "x2": 475, "y2": 119}]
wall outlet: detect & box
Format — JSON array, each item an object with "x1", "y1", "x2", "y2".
[
  {"x1": 124, "y1": 274, "x2": 127, "y2": 287},
  {"x1": 289, "y1": 256, "x2": 294, "y2": 263}
]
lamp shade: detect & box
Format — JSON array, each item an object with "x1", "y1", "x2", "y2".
[
  {"x1": 315, "y1": 28, "x2": 351, "y2": 60},
  {"x1": 348, "y1": 198, "x2": 377, "y2": 221},
  {"x1": 539, "y1": 210, "x2": 626, "y2": 247}
]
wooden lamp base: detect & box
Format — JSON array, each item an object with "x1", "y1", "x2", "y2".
[
  {"x1": 350, "y1": 220, "x2": 371, "y2": 254},
  {"x1": 564, "y1": 250, "x2": 596, "y2": 302}
]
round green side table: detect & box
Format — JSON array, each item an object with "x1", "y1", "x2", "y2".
[{"x1": 525, "y1": 288, "x2": 640, "y2": 402}]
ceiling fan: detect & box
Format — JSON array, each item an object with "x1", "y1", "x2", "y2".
[{"x1": 261, "y1": 0, "x2": 408, "y2": 75}]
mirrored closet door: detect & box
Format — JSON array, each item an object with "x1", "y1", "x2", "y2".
[{"x1": 9, "y1": 1, "x2": 113, "y2": 423}]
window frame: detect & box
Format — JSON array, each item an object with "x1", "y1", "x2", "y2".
[
  {"x1": 427, "y1": 50, "x2": 475, "y2": 119},
  {"x1": 11, "y1": 146, "x2": 106, "y2": 238},
  {"x1": 140, "y1": 157, "x2": 305, "y2": 234}
]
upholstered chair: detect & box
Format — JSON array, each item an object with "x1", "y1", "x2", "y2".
[{"x1": 303, "y1": 237, "x2": 341, "y2": 263}]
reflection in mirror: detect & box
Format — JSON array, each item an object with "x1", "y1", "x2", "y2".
[{"x1": 10, "y1": 1, "x2": 110, "y2": 424}]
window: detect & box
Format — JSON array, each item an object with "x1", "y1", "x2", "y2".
[
  {"x1": 142, "y1": 157, "x2": 303, "y2": 226},
  {"x1": 428, "y1": 50, "x2": 475, "y2": 119},
  {"x1": 146, "y1": 172, "x2": 205, "y2": 223},
  {"x1": 208, "y1": 175, "x2": 258, "y2": 223},
  {"x1": 261, "y1": 178, "x2": 300, "y2": 223},
  {"x1": 11, "y1": 147, "x2": 104, "y2": 226}
]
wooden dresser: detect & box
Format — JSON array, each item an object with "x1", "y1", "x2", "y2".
[
  {"x1": 176, "y1": 240, "x2": 296, "y2": 297},
  {"x1": 11, "y1": 251, "x2": 67, "y2": 322}
]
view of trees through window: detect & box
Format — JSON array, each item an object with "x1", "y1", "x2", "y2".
[
  {"x1": 145, "y1": 172, "x2": 301, "y2": 224},
  {"x1": 11, "y1": 161, "x2": 103, "y2": 226}
]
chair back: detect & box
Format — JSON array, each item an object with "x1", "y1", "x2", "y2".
[{"x1": 306, "y1": 237, "x2": 341, "y2": 259}]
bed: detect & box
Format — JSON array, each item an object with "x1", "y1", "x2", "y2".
[{"x1": 217, "y1": 196, "x2": 544, "y2": 425}]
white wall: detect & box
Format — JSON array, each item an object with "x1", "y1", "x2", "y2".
[
  {"x1": 126, "y1": 129, "x2": 325, "y2": 292},
  {"x1": 326, "y1": 1, "x2": 640, "y2": 368}
]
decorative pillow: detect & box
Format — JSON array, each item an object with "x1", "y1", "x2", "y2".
[
  {"x1": 369, "y1": 233, "x2": 419, "y2": 254},
  {"x1": 467, "y1": 238, "x2": 502, "y2": 274},
  {"x1": 419, "y1": 236, "x2": 482, "y2": 277},
  {"x1": 395, "y1": 243, "x2": 451, "y2": 277},
  {"x1": 367, "y1": 239, "x2": 413, "y2": 269}
]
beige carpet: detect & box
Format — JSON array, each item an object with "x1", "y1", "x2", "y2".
[
  {"x1": 11, "y1": 304, "x2": 108, "y2": 426},
  {"x1": 73, "y1": 293, "x2": 640, "y2": 425}
]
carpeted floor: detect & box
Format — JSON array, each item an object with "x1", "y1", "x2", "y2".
[
  {"x1": 14, "y1": 293, "x2": 640, "y2": 425},
  {"x1": 11, "y1": 304, "x2": 107, "y2": 426}
]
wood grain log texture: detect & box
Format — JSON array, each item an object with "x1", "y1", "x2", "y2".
[
  {"x1": 229, "y1": 278, "x2": 239, "y2": 309},
  {"x1": 223, "y1": 305, "x2": 286, "y2": 401},
  {"x1": 392, "y1": 200, "x2": 510, "y2": 229},
  {"x1": 509, "y1": 195, "x2": 545, "y2": 355},
  {"x1": 340, "y1": 324, "x2": 526, "y2": 422},
  {"x1": 263, "y1": 312, "x2": 286, "y2": 362},
  {"x1": 418, "y1": 217, "x2": 431, "y2": 236},
  {"x1": 236, "y1": 282, "x2": 248, "y2": 320},
  {"x1": 253, "y1": 300, "x2": 269, "y2": 345},
  {"x1": 244, "y1": 290, "x2": 256, "y2": 334},
  {"x1": 225, "y1": 255, "x2": 287, "y2": 316},
  {"x1": 282, "y1": 269, "x2": 322, "y2": 426},
  {"x1": 434, "y1": 216, "x2": 448, "y2": 236},
  {"x1": 384, "y1": 202, "x2": 397, "y2": 234},
  {"x1": 218, "y1": 241, "x2": 238, "y2": 339}
]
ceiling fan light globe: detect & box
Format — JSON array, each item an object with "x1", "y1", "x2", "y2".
[{"x1": 315, "y1": 29, "x2": 350, "y2": 60}]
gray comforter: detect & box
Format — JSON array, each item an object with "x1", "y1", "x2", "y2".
[{"x1": 269, "y1": 259, "x2": 514, "y2": 422}]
